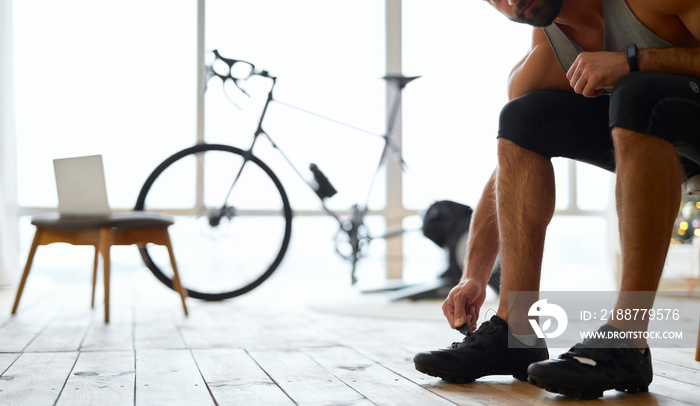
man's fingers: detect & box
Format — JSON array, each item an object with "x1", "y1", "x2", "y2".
[
  {"x1": 453, "y1": 304, "x2": 467, "y2": 328},
  {"x1": 446, "y1": 312, "x2": 456, "y2": 329},
  {"x1": 566, "y1": 57, "x2": 581, "y2": 81},
  {"x1": 469, "y1": 305, "x2": 478, "y2": 320},
  {"x1": 442, "y1": 283, "x2": 485, "y2": 331},
  {"x1": 571, "y1": 73, "x2": 590, "y2": 95},
  {"x1": 567, "y1": 57, "x2": 587, "y2": 93},
  {"x1": 464, "y1": 313, "x2": 472, "y2": 331},
  {"x1": 566, "y1": 58, "x2": 575, "y2": 80},
  {"x1": 584, "y1": 87, "x2": 604, "y2": 98},
  {"x1": 442, "y1": 300, "x2": 456, "y2": 329}
]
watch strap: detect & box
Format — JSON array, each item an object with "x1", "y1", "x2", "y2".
[{"x1": 626, "y1": 43, "x2": 639, "y2": 72}]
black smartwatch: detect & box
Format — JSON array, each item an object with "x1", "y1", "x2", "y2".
[{"x1": 626, "y1": 43, "x2": 639, "y2": 72}]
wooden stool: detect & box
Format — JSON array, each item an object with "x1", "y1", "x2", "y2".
[{"x1": 12, "y1": 212, "x2": 188, "y2": 323}]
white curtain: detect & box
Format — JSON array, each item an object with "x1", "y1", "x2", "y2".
[{"x1": 0, "y1": 0, "x2": 18, "y2": 286}]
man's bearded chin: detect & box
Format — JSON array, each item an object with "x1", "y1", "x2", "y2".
[{"x1": 510, "y1": 0, "x2": 563, "y2": 27}]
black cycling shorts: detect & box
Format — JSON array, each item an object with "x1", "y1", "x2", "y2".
[{"x1": 497, "y1": 71, "x2": 700, "y2": 176}]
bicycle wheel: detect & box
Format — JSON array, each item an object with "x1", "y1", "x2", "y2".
[{"x1": 135, "y1": 143, "x2": 293, "y2": 300}]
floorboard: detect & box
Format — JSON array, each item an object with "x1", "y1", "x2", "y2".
[
  {"x1": 56, "y1": 350, "x2": 135, "y2": 406},
  {"x1": 303, "y1": 345, "x2": 455, "y2": 406},
  {"x1": 192, "y1": 348, "x2": 295, "y2": 406},
  {"x1": 0, "y1": 352, "x2": 78, "y2": 405},
  {"x1": 135, "y1": 349, "x2": 213, "y2": 405},
  {"x1": 249, "y1": 348, "x2": 372, "y2": 406},
  {"x1": 0, "y1": 261, "x2": 697, "y2": 405}
]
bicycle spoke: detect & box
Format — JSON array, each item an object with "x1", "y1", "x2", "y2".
[{"x1": 136, "y1": 144, "x2": 292, "y2": 300}]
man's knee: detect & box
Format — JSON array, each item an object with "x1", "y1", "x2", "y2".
[
  {"x1": 497, "y1": 91, "x2": 562, "y2": 160},
  {"x1": 610, "y1": 126, "x2": 641, "y2": 156},
  {"x1": 497, "y1": 136, "x2": 553, "y2": 167},
  {"x1": 496, "y1": 139, "x2": 556, "y2": 222},
  {"x1": 610, "y1": 72, "x2": 700, "y2": 144},
  {"x1": 609, "y1": 73, "x2": 661, "y2": 132},
  {"x1": 610, "y1": 72, "x2": 664, "y2": 104},
  {"x1": 611, "y1": 126, "x2": 678, "y2": 164},
  {"x1": 610, "y1": 126, "x2": 636, "y2": 141}
]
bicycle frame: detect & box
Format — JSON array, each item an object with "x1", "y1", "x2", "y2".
[{"x1": 207, "y1": 50, "x2": 419, "y2": 280}]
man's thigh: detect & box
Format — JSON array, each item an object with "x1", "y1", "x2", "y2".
[{"x1": 497, "y1": 90, "x2": 615, "y2": 172}]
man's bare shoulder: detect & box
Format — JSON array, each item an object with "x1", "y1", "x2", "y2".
[
  {"x1": 633, "y1": 0, "x2": 700, "y2": 15},
  {"x1": 628, "y1": 0, "x2": 700, "y2": 45},
  {"x1": 507, "y1": 29, "x2": 572, "y2": 100}
]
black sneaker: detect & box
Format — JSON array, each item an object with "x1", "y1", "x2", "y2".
[
  {"x1": 413, "y1": 315, "x2": 549, "y2": 383},
  {"x1": 527, "y1": 324, "x2": 653, "y2": 399}
]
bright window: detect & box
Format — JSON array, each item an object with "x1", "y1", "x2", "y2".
[
  {"x1": 402, "y1": 0, "x2": 533, "y2": 209},
  {"x1": 12, "y1": 1, "x2": 613, "y2": 285},
  {"x1": 14, "y1": 0, "x2": 197, "y2": 210},
  {"x1": 205, "y1": 0, "x2": 386, "y2": 212},
  {"x1": 15, "y1": 0, "x2": 609, "y2": 215}
]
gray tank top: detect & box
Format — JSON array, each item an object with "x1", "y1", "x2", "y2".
[{"x1": 543, "y1": 0, "x2": 672, "y2": 72}]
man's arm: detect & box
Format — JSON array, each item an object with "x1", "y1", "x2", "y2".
[
  {"x1": 568, "y1": 0, "x2": 700, "y2": 97},
  {"x1": 638, "y1": 48, "x2": 700, "y2": 77},
  {"x1": 507, "y1": 28, "x2": 573, "y2": 99},
  {"x1": 442, "y1": 171, "x2": 497, "y2": 331},
  {"x1": 442, "y1": 28, "x2": 571, "y2": 331},
  {"x1": 638, "y1": 0, "x2": 700, "y2": 76}
]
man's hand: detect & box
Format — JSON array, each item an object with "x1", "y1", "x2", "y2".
[
  {"x1": 567, "y1": 51, "x2": 630, "y2": 97},
  {"x1": 442, "y1": 279, "x2": 487, "y2": 332}
]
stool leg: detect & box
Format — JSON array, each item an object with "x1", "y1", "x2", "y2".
[
  {"x1": 12, "y1": 230, "x2": 41, "y2": 315},
  {"x1": 91, "y1": 245, "x2": 99, "y2": 308},
  {"x1": 99, "y1": 228, "x2": 112, "y2": 323},
  {"x1": 164, "y1": 233, "x2": 188, "y2": 317}
]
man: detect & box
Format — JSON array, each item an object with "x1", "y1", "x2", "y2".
[{"x1": 414, "y1": 0, "x2": 700, "y2": 399}]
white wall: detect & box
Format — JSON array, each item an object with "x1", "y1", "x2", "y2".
[{"x1": 0, "y1": 0, "x2": 18, "y2": 285}]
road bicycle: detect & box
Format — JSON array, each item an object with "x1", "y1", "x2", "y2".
[{"x1": 134, "y1": 50, "x2": 420, "y2": 301}]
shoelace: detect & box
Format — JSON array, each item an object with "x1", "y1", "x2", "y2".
[{"x1": 450, "y1": 320, "x2": 495, "y2": 348}]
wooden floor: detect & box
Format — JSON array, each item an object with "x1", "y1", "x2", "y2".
[{"x1": 0, "y1": 260, "x2": 698, "y2": 406}]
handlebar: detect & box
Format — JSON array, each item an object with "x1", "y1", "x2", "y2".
[
  {"x1": 208, "y1": 49, "x2": 274, "y2": 80},
  {"x1": 206, "y1": 49, "x2": 275, "y2": 98}
]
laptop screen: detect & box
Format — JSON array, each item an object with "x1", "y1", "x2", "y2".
[{"x1": 53, "y1": 155, "x2": 111, "y2": 217}]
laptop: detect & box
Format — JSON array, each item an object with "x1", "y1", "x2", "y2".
[{"x1": 53, "y1": 154, "x2": 111, "y2": 217}]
